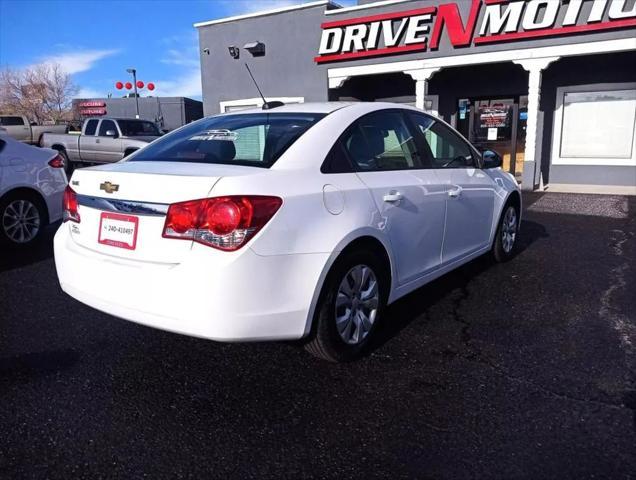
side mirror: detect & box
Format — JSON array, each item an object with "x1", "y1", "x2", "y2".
[
  {"x1": 482, "y1": 150, "x2": 502, "y2": 169},
  {"x1": 105, "y1": 129, "x2": 118, "y2": 138}
]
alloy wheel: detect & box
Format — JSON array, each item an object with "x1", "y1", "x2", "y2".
[
  {"x1": 2, "y1": 199, "x2": 41, "y2": 243},
  {"x1": 501, "y1": 206, "x2": 517, "y2": 253},
  {"x1": 335, "y1": 264, "x2": 379, "y2": 345}
]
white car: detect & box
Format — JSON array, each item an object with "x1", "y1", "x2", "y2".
[
  {"x1": 54, "y1": 102, "x2": 520, "y2": 361},
  {"x1": 0, "y1": 134, "x2": 67, "y2": 245}
]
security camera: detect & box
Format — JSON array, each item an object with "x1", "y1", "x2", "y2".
[
  {"x1": 228, "y1": 46, "x2": 240, "y2": 59},
  {"x1": 202, "y1": 48, "x2": 210, "y2": 55}
]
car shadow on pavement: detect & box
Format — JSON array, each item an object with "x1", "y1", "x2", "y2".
[
  {"x1": 0, "y1": 349, "x2": 80, "y2": 384},
  {"x1": 0, "y1": 223, "x2": 58, "y2": 273},
  {"x1": 369, "y1": 219, "x2": 549, "y2": 353}
]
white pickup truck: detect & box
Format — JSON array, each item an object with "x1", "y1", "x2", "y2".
[
  {"x1": 41, "y1": 117, "x2": 161, "y2": 173},
  {"x1": 0, "y1": 115, "x2": 68, "y2": 145}
]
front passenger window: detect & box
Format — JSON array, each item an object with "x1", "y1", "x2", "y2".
[
  {"x1": 410, "y1": 114, "x2": 474, "y2": 169},
  {"x1": 343, "y1": 111, "x2": 421, "y2": 171},
  {"x1": 98, "y1": 120, "x2": 117, "y2": 137}
]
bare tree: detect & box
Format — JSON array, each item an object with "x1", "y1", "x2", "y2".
[{"x1": 0, "y1": 63, "x2": 79, "y2": 124}]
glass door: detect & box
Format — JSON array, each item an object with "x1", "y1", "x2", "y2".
[{"x1": 456, "y1": 97, "x2": 525, "y2": 181}]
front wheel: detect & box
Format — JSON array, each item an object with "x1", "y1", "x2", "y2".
[
  {"x1": 304, "y1": 250, "x2": 387, "y2": 362},
  {"x1": 492, "y1": 203, "x2": 519, "y2": 262}
]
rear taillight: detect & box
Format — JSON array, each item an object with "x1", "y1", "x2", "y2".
[
  {"x1": 48, "y1": 154, "x2": 65, "y2": 169},
  {"x1": 63, "y1": 186, "x2": 80, "y2": 223},
  {"x1": 162, "y1": 196, "x2": 282, "y2": 251}
]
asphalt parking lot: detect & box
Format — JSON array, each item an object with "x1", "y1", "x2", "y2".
[{"x1": 1, "y1": 192, "x2": 634, "y2": 479}]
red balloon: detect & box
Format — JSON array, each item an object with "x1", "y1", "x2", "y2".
[
  {"x1": 125, "y1": 82, "x2": 132, "y2": 90},
  {"x1": 115, "y1": 81, "x2": 123, "y2": 90},
  {"x1": 136, "y1": 80, "x2": 144, "y2": 89},
  {"x1": 147, "y1": 82, "x2": 155, "y2": 91}
]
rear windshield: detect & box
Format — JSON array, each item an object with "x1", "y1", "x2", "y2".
[
  {"x1": 129, "y1": 112, "x2": 326, "y2": 168},
  {"x1": 118, "y1": 120, "x2": 160, "y2": 136}
]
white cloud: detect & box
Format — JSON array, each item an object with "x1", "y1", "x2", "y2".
[
  {"x1": 77, "y1": 87, "x2": 106, "y2": 99},
  {"x1": 41, "y1": 49, "x2": 120, "y2": 74},
  {"x1": 161, "y1": 48, "x2": 199, "y2": 68},
  {"x1": 152, "y1": 32, "x2": 201, "y2": 98},
  {"x1": 217, "y1": 0, "x2": 357, "y2": 16},
  {"x1": 150, "y1": 69, "x2": 202, "y2": 99}
]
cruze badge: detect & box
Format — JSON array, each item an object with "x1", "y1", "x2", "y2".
[{"x1": 100, "y1": 181, "x2": 119, "y2": 194}]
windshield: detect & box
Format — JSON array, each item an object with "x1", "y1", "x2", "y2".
[
  {"x1": 118, "y1": 120, "x2": 161, "y2": 136},
  {"x1": 129, "y1": 112, "x2": 326, "y2": 168}
]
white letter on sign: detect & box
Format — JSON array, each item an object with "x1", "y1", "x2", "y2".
[
  {"x1": 319, "y1": 28, "x2": 343, "y2": 55},
  {"x1": 609, "y1": 0, "x2": 636, "y2": 19},
  {"x1": 404, "y1": 15, "x2": 432, "y2": 45},
  {"x1": 382, "y1": 18, "x2": 408, "y2": 47},
  {"x1": 342, "y1": 24, "x2": 368, "y2": 53},
  {"x1": 522, "y1": 0, "x2": 559, "y2": 30},
  {"x1": 479, "y1": 2, "x2": 525, "y2": 35}
]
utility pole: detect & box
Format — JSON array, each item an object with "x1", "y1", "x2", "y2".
[{"x1": 126, "y1": 68, "x2": 140, "y2": 119}]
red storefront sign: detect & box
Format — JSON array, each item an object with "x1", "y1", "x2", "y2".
[
  {"x1": 79, "y1": 108, "x2": 107, "y2": 116},
  {"x1": 78, "y1": 101, "x2": 106, "y2": 108},
  {"x1": 315, "y1": 0, "x2": 636, "y2": 63}
]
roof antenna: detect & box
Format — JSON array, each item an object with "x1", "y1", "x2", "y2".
[{"x1": 244, "y1": 63, "x2": 284, "y2": 110}]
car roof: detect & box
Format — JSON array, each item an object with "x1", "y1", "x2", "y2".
[{"x1": 222, "y1": 102, "x2": 357, "y2": 115}]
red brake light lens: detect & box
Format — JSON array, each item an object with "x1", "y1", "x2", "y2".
[
  {"x1": 63, "y1": 186, "x2": 80, "y2": 223},
  {"x1": 48, "y1": 154, "x2": 65, "y2": 169},
  {"x1": 163, "y1": 196, "x2": 282, "y2": 251}
]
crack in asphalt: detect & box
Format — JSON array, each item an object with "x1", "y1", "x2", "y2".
[
  {"x1": 600, "y1": 229, "x2": 635, "y2": 355},
  {"x1": 446, "y1": 281, "x2": 632, "y2": 414}
]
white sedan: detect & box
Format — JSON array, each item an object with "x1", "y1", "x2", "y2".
[
  {"x1": 54, "y1": 102, "x2": 520, "y2": 361},
  {"x1": 0, "y1": 133, "x2": 67, "y2": 245}
]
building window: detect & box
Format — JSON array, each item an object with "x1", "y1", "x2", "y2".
[
  {"x1": 219, "y1": 97, "x2": 304, "y2": 113},
  {"x1": 552, "y1": 84, "x2": 636, "y2": 166}
]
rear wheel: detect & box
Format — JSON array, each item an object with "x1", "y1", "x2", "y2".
[
  {"x1": 0, "y1": 192, "x2": 46, "y2": 246},
  {"x1": 492, "y1": 203, "x2": 519, "y2": 262},
  {"x1": 305, "y1": 250, "x2": 387, "y2": 362}
]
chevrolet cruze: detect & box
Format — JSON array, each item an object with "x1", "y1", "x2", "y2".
[{"x1": 54, "y1": 102, "x2": 520, "y2": 362}]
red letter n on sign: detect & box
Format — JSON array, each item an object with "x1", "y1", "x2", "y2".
[{"x1": 429, "y1": 0, "x2": 482, "y2": 49}]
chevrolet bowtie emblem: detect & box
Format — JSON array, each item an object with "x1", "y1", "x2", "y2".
[{"x1": 100, "y1": 181, "x2": 119, "y2": 194}]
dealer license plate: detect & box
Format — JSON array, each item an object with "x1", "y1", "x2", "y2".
[{"x1": 98, "y1": 212, "x2": 139, "y2": 250}]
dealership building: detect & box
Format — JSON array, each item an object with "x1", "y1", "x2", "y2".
[{"x1": 195, "y1": 0, "x2": 636, "y2": 191}]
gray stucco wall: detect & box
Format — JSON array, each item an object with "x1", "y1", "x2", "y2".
[{"x1": 197, "y1": 4, "x2": 333, "y2": 115}]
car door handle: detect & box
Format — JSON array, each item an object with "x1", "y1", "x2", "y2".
[
  {"x1": 448, "y1": 185, "x2": 463, "y2": 198},
  {"x1": 383, "y1": 191, "x2": 403, "y2": 203}
]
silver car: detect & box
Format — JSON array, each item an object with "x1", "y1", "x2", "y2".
[{"x1": 0, "y1": 134, "x2": 67, "y2": 245}]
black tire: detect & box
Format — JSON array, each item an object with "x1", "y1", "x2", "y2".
[
  {"x1": 58, "y1": 149, "x2": 73, "y2": 177},
  {"x1": 492, "y1": 202, "x2": 519, "y2": 263},
  {"x1": 0, "y1": 191, "x2": 47, "y2": 247},
  {"x1": 304, "y1": 250, "x2": 388, "y2": 362}
]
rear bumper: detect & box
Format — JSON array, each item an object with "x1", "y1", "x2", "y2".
[{"x1": 54, "y1": 225, "x2": 329, "y2": 341}]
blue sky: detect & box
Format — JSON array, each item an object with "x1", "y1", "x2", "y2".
[{"x1": 0, "y1": 0, "x2": 356, "y2": 100}]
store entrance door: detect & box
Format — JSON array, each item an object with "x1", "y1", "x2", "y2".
[{"x1": 456, "y1": 97, "x2": 527, "y2": 181}]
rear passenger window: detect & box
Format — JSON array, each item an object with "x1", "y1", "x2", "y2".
[
  {"x1": 321, "y1": 140, "x2": 353, "y2": 173},
  {"x1": 0, "y1": 116, "x2": 25, "y2": 126},
  {"x1": 342, "y1": 111, "x2": 421, "y2": 171},
  {"x1": 84, "y1": 120, "x2": 98, "y2": 136}
]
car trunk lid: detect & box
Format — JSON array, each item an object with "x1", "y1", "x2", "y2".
[{"x1": 67, "y1": 161, "x2": 257, "y2": 262}]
